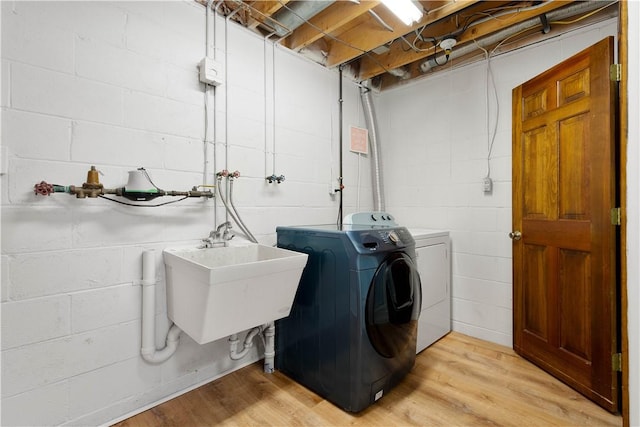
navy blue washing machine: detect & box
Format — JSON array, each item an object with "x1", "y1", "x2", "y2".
[{"x1": 275, "y1": 213, "x2": 421, "y2": 412}]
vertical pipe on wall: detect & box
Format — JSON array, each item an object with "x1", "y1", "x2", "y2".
[
  {"x1": 204, "y1": 0, "x2": 212, "y2": 184},
  {"x1": 263, "y1": 322, "x2": 276, "y2": 373},
  {"x1": 264, "y1": 35, "x2": 270, "y2": 178},
  {"x1": 361, "y1": 85, "x2": 385, "y2": 212},
  {"x1": 338, "y1": 66, "x2": 344, "y2": 227},
  {"x1": 140, "y1": 250, "x2": 181, "y2": 364},
  {"x1": 272, "y1": 41, "x2": 277, "y2": 176},
  {"x1": 222, "y1": 8, "x2": 240, "y2": 225},
  {"x1": 205, "y1": 0, "x2": 217, "y2": 227}
]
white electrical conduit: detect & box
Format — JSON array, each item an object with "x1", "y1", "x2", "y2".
[
  {"x1": 271, "y1": 40, "x2": 277, "y2": 176},
  {"x1": 223, "y1": 9, "x2": 240, "y2": 225},
  {"x1": 140, "y1": 250, "x2": 181, "y2": 364},
  {"x1": 204, "y1": 0, "x2": 217, "y2": 234},
  {"x1": 421, "y1": 1, "x2": 616, "y2": 72},
  {"x1": 264, "y1": 34, "x2": 271, "y2": 178}
]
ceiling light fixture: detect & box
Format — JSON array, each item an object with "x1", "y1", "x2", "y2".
[
  {"x1": 439, "y1": 37, "x2": 457, "y2": 57},
  {"x1": 380, "y1": 0, "x2": 423, "y2": 26}
]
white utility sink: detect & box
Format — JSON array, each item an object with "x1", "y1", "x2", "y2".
[{"x1": 163, "y1": 244, "x2": 308, "y2": 345}]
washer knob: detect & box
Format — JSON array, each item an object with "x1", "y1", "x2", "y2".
[{"x1": 388, "y1": 230, "x2": 400, "y2": 244}]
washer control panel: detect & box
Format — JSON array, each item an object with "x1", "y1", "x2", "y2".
[{"x1": 353, "y1": 227, "x2": 414, "y2": 252}]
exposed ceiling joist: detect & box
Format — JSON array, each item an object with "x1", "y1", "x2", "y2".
[
  {"x1": 285, "y1": 1, "x2": 381, "y2": 52},
  {"x1": 247, "y1": 0, "x2": 290, "y2": 29},
  {"x1": 358, "y1": 0, "x2": 569, "y2": 80},
  {"x1": 202, "y1": 1, "x2": 619, "y2": 89},
  {"x1": 325, "y1": 0, "x2": 482, "y2": 68}
]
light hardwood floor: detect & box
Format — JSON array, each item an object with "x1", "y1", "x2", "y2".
[{"x1": 114, "y1": 332, "x2": 622, "y2": 426}]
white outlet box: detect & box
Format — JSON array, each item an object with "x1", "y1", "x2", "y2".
[
  {"x1": 483, "y1": 177, "x2": 493, "y2": 193},
  {"x1": 199, "y1": 57, "x2": 224, "y2": 86}
]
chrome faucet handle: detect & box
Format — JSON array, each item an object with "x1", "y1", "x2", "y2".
[
  {"x1": 216, "y1": 221, "x2": 231, "y2": 233},
  {"x1": 223, "y1": 228, "x2": 234, "y2": 241}
]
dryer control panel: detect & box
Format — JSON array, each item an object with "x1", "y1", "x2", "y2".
[{"x1": 343, "y1": 211, "x2": 398, "y2": 226}]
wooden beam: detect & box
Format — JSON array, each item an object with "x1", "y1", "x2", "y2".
[
  {"x1": 285, "y1": 1, "x2": 381, "y2": 51},
  {"x1": 247, "y1": 0, "x2": 290, "y2": 30},
  {"x1": 358, "y1": 0, "x2": 570, "y2": 81},
  {"x1": 324, "y1": 0, "x2": 481, "y2": 68}
]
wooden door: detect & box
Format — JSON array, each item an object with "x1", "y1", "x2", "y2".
[{"x1": 512, "y1": 37, "x2": 618, "y2": 412}]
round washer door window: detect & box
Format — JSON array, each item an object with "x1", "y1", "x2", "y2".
[{"x1": 365, "y1": 252, "x2": 421, "y2": 358}]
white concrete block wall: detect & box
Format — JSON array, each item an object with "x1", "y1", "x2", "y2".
[
  {"x1": 1, "y1": 1, "x2": 367, "y2": 425},
  {"x1": 378, "y1": 18, "x2": 618, "y2": 347}
]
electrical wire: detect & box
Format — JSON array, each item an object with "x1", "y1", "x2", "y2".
[
  {"x1": 139, "y1": 168, "x2": 162, "y2": 191},
  {"x1": 411, "y1": 1, "x2": 552, "y2": 58},
  {"x1": 430, "y1": 37, "x2": 450, "y2": 66},
  {"x1": 98, "y1": 195, "x2": 189, "y2": 207},
  {"x1": 549, "y1": 2, "x2": 614, "y2": 25},
  {"x1": 473, "y1": 40, "x2": 499, "y2": 179}
]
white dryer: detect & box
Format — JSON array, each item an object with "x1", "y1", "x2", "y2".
[{"x1": 409, "y1": 229, "x2": 451, "y2": 352}]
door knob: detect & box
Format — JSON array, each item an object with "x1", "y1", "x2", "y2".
[{"x1": 509, "y1": 231, "x2": 522, "y2": 241}]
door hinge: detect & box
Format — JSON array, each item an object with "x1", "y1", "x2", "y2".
[
  {"x1": 610, "y1": 207, "x2": 621, "y2": 226},
  {"x1": 610, "y1": 64, "x2": 621, "y2": 82},
  {"x1": 612, "y1": 353, "x2": 622, "y2": 372}
]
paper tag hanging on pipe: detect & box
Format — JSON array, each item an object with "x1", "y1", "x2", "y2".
[{"x1": 350, "y1": 126, "x2": 368, "y2": 155}]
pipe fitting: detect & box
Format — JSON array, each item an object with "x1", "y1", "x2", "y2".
[
  {"x1": 228, "y1": 327, "x2": 261, "y2": 360},
  {"x1": 262, "y1": 322, "x2": 276, "y2": 373},
  {"x1": 266, "y1": 174, "x2": 285, "y2": 184},
  {"x1": 70, "y1": 185, "x2": 104, "y2": 199}
]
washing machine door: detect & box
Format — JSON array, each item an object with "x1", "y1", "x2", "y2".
[{"x1": 365, "y1": 252, "x2": 421, "y2": 358}]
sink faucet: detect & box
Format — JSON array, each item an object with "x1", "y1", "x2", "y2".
[
  {"x1": 216, "y1": 221, "x2": 231, "y2": 235},
  {"x1": 202, "y1": 222, "x2": 234, "y2": 248}
]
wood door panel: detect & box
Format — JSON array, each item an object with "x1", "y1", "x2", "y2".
[
  {"x1": 523, "y1": 219, "x2": 591, "y2": 251},
  {"x1": 559, "y1": 249, "x2": 592, "y2": 361},
  {"x1": 523, "y1": 125, "x2": 557, "y2": 219},
  {"x1": 559, "y1": 113, "x2": 590, "y2": 220},
  {"x1": 522, "y1": 97, "x2": 590, "y2": 132},
  {"x1": 558, "y1": 68, "x2": 591, "y2": 105},
  {"x1": 523, "y1": 244, "x2": 549, "y2": 340},
  {"x1": 513, "y1": 37, "x2": 618, "y2": 412},
  {"x1": 521, "y1": 329, "x2": 591, "y2": 393},
  {"x1": 523, "y1": 88, "x2": 549, "y2": 118}
]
